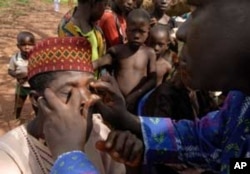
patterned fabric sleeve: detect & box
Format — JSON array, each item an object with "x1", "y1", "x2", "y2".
[
  {"x1": 140, "y1": 91, "x2": 247, "y2": 172},
  {"x1": 50, "y1": 151, "x2": 99, "y2": 174}
]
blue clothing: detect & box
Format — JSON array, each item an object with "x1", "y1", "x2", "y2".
[
  {"x1": 50, "y1": 151, "x2": 99, "y2": 174},
  {"x1": 141, "y1": 90, "x2": 250, "y2": 173},
  {"x1": 50, "y1": 91, "x2": 250, "y2": 174}
]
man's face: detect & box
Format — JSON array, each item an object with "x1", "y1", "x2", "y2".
[
  {"x1": 126, "y1": 20, "x2": 149, "y2": 47},
  {"x1": 177, "y1": 0, "x2": 250, "y2": 91},
  {"x1": 44, "y1": 71, "x2": 95, "y2": 136}
]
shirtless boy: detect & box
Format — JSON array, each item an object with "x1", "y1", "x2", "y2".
[
  {"x1": 93, "y1": 8, "x2": 156, "y2": 113},
  {"x1": 148, "y1": 24, "x2": 178, "y2": 86}
]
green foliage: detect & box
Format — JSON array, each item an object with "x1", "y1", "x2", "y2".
[{"x1": 0, "y1": 0, "x2": 29, "y2": 7}]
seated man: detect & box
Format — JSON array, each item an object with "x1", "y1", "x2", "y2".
[{"x1": 0, "y1": 37, "x2": 125, "y2": 174}]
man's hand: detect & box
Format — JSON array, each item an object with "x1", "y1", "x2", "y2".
[
  {"x1": 37, "y1": 88, "x2": 100, "y2": 159},
  {"x1": 90, "y1": 75, "x2": 143, "y2": 139},
  {"x1": 90, "y1": 75, "x2": 128, "y2": 127},
  {"x1": 96, "y1": 130, "x2": 144, "y2": 167}
]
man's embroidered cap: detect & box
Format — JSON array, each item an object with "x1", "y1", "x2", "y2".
[{"x1": 28, "y1": 37, "x2": 93, "y2": 80}]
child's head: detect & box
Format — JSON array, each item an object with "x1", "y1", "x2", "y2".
[
  {"x1": 153, "y1": 0, "x2": 172, "y2": 13},
  {"x1": 78, "y1": 0, "x2": 108, "y2": 22},
  {"x1": 28, "y1": 37, "x2": 95, "y2": 137},
  {"x1": 148, "y1": 24, "x2": 170, "y2": 57},
  {"x1": 126, "y1": 8, "x2": 151, "y2": 47},
  {"x1": 17, "y1": 31, "x2": 35, "y2": 58},
  {"x1": 176, "y1": 0, "x2": 250, "y2": 93},
  {"x1": 112, "y1": 0, "x2": 137, "y2": 15}
]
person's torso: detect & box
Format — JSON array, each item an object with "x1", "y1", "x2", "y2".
[{"x1": 113, "y1": 45, "x2": 151, "y2": 95}]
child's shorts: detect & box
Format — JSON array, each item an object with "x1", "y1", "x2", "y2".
[{"x1": 16, "y1": 84, "x2": 31, "y2": 97}]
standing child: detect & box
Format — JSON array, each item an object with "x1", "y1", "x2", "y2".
[
  {"x1": 54, "y1": 0, "x2": 60, "y2": 12},
  {"x1": 8, "y1": 31, "x2": 35, "y2": 119},
  {"x1": 148, "y1": 24, "x2": 178, "y2": 86},
  {"x1": 98, "y1": 0, "x2": 140, "y2": 49},
  {"x1": 150, "y1": 0, "x2": 175, "y2": 29},
  {"x1": 58, "y1": 0, "x2": 107, "y2": 77},
  {"x1": 93, "y1": 8, "x2": 157, "y2": 114},
  {"x1": 151, "y1": 0, "x2": 178, "y2": 53}
]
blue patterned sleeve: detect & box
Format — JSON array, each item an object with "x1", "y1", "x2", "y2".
[
  {"x1": 139, "y1": 91, "x2": 246, "y2": 170},
  {"x1": 50, "y1": 151, "x2": 99, "y2": 174}
]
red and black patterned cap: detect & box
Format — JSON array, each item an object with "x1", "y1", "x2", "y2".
[{"x1": 28, "y1": 37, "x2": 93, "y2": 80}]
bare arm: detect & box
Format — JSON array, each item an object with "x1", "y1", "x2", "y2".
[{"x1": 93, "y1": 47, "x2": 117, "y2": 70}]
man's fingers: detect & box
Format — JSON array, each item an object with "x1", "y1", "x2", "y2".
[
  {"x1": 37, "y1": 96, "x2": 51, "y2": 117},
  {"x1": 95, "y1": 140, "x2": 107, "y2": 151},
  {"x1": 83, "y1": 94, "x2": 101, "y2": 118},
  {"x1": 90, "y1": 75, "x2": 122, "y2": 97},
  {"x1": 68, "y1": 88, "x2": 81, "y2": 110},
  {"x1": 105, "y1": 131, "x2": 118, "y2": 149},
  {"x1": 43, "y1": 88, "x2": 64, "y2": 110},
  {"x1": 128, "y1": 140, "x2": 143, "y2": 162}
]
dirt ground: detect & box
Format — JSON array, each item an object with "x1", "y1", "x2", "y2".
[{"x1": 0, "y1": 0, "x2": 71, "y2": 136}]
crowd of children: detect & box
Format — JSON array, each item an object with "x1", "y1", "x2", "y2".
[{"x1": 3, "y1": 0, "x2": 230, "y2": 173}]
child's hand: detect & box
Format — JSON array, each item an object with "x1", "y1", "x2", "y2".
[
  {"x1": 16, "y1": 72, "x2": 28, "y2": 79},
  {"x1": 17, "y1": 78, "x2": 27, "y2": 85},
  {"x1": 96, "y1": 130, "x2": 144, "y2": 167}
]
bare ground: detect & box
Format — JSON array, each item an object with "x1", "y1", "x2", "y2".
[{"x1": 0, "y1": 0, "x2": 70, "y2": 135}]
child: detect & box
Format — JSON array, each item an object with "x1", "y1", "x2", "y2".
[
  {"x1": 58, "y1": 0, "x2": 107, "y2": 76},
  {"x1": 54, "y1": 0, "x2": 60, "y2": 12},
  {"x1": 151, "y1": 0, "x2": 178, "y2": 53},
  {"x1": 150, "y1": 0, "x2": 176, "y2": 29},
  {"x1": 94, "y1": 8, "x2": 157, "y2": 114},
  {"x1": 148, "y1": 24, "x2": 178, "y2": 86},
  {"x1": 98, "y1": 0, "x2": 141, "y2": 48},
  {"x1": 8, "y1": 31, "x2": 35, "y2": 119}
]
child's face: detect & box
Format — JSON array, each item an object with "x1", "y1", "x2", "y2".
[
  {"x1": 126, "y1": 20, "x2": 150, "y2": 47},
  {"x1": 90, "y1": 0, "x2": 108, "y2": 22},
  {"x1": 148, "y1": 30, "x2": 169, "y2": 57},
  {"x1": 17, "y1": 37, "x2": 35, "y2": 58},
  {"x1": 177, "y1": 0, "x2": 250, "y2": 92},
  {"x1": 115, "y1": 0, "x2": 137, "y2": 14},
  {"x1": 154, "y1": 0, "x2": 171, "y2": 12}
]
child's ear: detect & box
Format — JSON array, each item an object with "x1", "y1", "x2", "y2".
[{"x1": 29, "y1": 90, "x2": 41, "y2": 108}]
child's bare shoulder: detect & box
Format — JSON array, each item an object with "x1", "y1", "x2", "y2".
[{"x1": 141, "y1": 45, "x2": 156, "y2": 57}]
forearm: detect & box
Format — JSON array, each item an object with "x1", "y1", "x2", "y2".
[
  {"x1": 139, "y1": 113, "x2": 222, "y2": 169},
  {"x1": 119, "y1": 111, "x2": 143, "y2": 139}
]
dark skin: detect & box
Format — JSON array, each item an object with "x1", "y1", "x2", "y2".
[
  {"x1": 32, "y1": 72, "x2": 143, "y2": 173},
  {"x1": 45, "y1": 0, "x2": 250, "y2": 171},
  {"x1": 148, "y1": 26, "x2": 173, "y2": 86},
  {"x1": 71, "y1": 0, "x2": 107, "y2": 34},
  {"x1": 8, "y1": 36, "x2": 35, "y2": 83},
  {"x1": 93, "y1": 19, "x2": 156, "y2": 112},
  {"x1": 27, "y1": 71, "x2": 100, "y2": 159},
  {"x1": 151, "y1": 0, "x2": 172, "y2": 26}
]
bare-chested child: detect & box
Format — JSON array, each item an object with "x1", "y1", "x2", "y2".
[
  {"x1": 148, "y1": 24, "x2": 178, "y2": 86},
  {"x1": 150, "y1": 0, "x2": 175, "y2": 29},
  {"x1": 93, "y1": 8, "x2": 156, "y2": 114}
]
